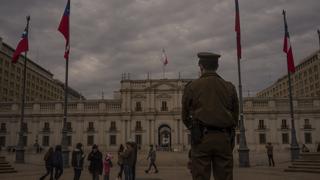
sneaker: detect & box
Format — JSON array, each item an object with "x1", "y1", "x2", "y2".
[
  {"x1": 145, "y1": 170, "x2": 149, "y2": 173},
  {"x1": 155, "y1": 170, "x2": 159, "y2": 173}
]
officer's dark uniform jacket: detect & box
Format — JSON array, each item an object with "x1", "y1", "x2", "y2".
[{"x1": 182, "y1": 71, "x2": 239, "y2": 129}]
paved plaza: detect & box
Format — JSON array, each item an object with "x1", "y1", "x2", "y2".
[{"x1": 0, "y1": 151, "x2": 320, "y2": 180}]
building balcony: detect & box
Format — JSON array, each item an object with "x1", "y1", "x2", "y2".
[
  {"x1": 281, "y1": 125, "x2": 289, "y2": 130},
  {"x1": 257, "y1": 125, "x2": 266, "y2": 130},
  {"x1": 87, "y1": 127, "x2": 95, "y2": 132},
  {"x1": 42, "y1": 127, "x2": 50, "y2": 132},
  {"x1": 109, "y1": 127, "x2": 117, "y2": 132},
  {"x1": 304, "y1": 124, "x2": 312, "y2": 129},
  {"x1": 135, "y1": 127, "x2": 143, "y2": 132}
]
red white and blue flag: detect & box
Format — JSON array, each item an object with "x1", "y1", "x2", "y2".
[
  {"x1": 235, "y1": 0, "x2": 241, "y2": 60},
  {"x1": 283, "y1": 10, "x2": 295, "y2": 73},
  {"x1": 161, "y1": 48, "x2": 168, "y2": 66},
  {"x1": 58, "y1": 0, "x2": 70, "y2": 60},
  {"x1": 12, "y1": 26, "x2": 29, "y2": 63}
]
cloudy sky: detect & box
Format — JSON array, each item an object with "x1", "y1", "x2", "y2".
[{"x1": 0, "y1": 0, "x2": 319, "y2": 99}]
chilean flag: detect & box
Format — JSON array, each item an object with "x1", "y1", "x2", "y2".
[
  {"x1": 58, "y1": 0, "x2": 70, "y2": 60},
  {"x1": 161, "y1": 48, "x2": 168, "y2": 66},
  {"x1": 12, "y1": 27, "x2": 28, "y2": 63},
  {"x1": 282, "y1": 10, "x2": 295, "y2": 73},
  {"x1": 235, "y1": 0, "x2": 241, "y2": 60}
]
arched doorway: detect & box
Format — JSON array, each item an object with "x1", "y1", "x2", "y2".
[{"x1": 158, "y1": 124, "x2": 171, "y2": 151}]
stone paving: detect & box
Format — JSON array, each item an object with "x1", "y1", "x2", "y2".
[{"x1": 0, "y1": 151, "x2": 320, "y2": 180}]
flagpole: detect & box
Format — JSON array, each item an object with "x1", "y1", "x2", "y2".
[
  {"x1": 317, "y1": 29, "x2": 320, "y2": 49},
  {"x1": 283, "y1": 10, "x2": 299, "y2": 161},
  {"x1": 235, "y1": 0, "x2": 250, "y2": 167},
  {"x1": 59, "y1": 0, "x2": 71, "y2": 167},
  {"x1": 15, "y1": 15, "x2": 30, "y2": 163}
]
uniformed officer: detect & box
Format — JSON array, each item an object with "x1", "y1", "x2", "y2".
[{"x1": 182, "y1": 52, "x2": 239, "y2": 180}]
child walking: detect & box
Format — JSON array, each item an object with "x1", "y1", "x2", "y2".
[{"x1": 103, "y1": 153, "x2": 113, "y2": 180}]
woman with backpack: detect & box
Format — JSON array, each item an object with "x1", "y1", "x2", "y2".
[
  {"x1": 40, "y1": 147, "x2": 54, "y2": 180},
  {"x1": 52, "y1": 145, "x2": 63, "y2": 179}
]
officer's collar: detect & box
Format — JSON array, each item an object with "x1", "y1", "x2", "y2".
[{"x1": 200, "y1": 71, "x2": 220, "y2": 78}]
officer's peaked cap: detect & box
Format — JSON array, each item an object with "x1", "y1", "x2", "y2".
[{"x1": 197, "y1": 52, "x2": 221, "y2": 62}]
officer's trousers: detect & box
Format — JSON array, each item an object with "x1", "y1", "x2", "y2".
[{"x1": 191, "y1": 132, "x2": 233, "y2": 180}]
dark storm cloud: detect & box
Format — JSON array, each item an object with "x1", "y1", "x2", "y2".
[{"x1": 1, "y1": 0, "x2": 319, "y2": 98}]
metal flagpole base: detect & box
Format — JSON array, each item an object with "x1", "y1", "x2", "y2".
[
  {"x1": 15, "y1": 147, "x2": 25, "y2": 163},
  {"x1": 290, "y1": 145, "x2": 300, "y2": 161},
  {"x1": 238, "y1": 148, "x2": 250, "y2": 167}
]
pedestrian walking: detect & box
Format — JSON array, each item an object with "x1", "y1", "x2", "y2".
[
  {"x1": 265, "y1": 142, "x2": 275, "y2": 166},
  {"x1": 145, "y1": 145, "x2": 158, "y2": 173},
  {"x1": 117, "y1": 144, "x2": 124, "y2": 179},
  {"x1": 52, "y1": 145, "x2": 63, "y2": 179},
  {"x1": 40, "y1": 147, "x2": 54, "y2": 180},
  {"x1": 120, "y1": 141, "x2": 135, "y2": 180},
  {"x1": 103, "y1": 153, "x2": 113, "y2": 180},
  {"x1": 88, "y1": 144, "x2": 103, "y2": 180},
  {"x1": 71, "y1": 143, "x2": 85, "y2": 180},
  {"x1": 182, "y1": 52, "x2": 239, "y2": 180}
]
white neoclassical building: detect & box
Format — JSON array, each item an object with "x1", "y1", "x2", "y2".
[{"x1": 0, "y1": 78, "x2": 319, "y2": 153}]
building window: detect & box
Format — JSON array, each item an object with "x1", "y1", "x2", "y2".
[
  {"x1": 135, "y1": 121, "x2": 142, "y2": 131},
  {"x1": 66, "y1": 122, "x2": 72, "y2": 131},
  {"x1": 87, "y1": 135, "x2": 94, "y2": 146},
  {"x1": 259, "y1": 133, "x2": 266, "y2": 144},
  {"x1": 135, "y1": 102, "x2": 142, "y2": 112},
  {"x1": 0, "y1": 123, "x2": 6, "y2": 132},
  {"x1": 22, "y1": 122, "x2": 28, "y2": 132},
  {"x1": 42, "y1": 136, "x2": 49, "y2": 147},
  {"x1": 282, "y1": 133, "x2": 289, "y2": 144},
  {"x1": 22, "y1": 136, "x2": 28, "y2": 146},
  {"x1": 135, "y1": 134, "x2": 142, "y2": 146},
  {"x1": 304, "y1": 119, "x2": 311, "y2": 129},
  {"x1": 43, "y1": 122, "x2": 50, "y2": 131},
  {"x1": 281, "y1": 119, "x2": 288, "y2": 129},
  {"x1": 110, "y1": 135, "x2": 116, "y2": 145},
  {"x1": 88, "y1": 122, "x2": 94, "y2": 131},
  {"x1": 0, "y1": 136, "x2": 6, "y2": 147},
  {"x1": 110, "y1": 121, "x2": 116, "y2": 131},
  {"x1": 67, "y1": 136, "x2": 72, "y2": 146},
  {"x1": 258, "y1": 120, "x2": 265, "y2": 129},
  {"x1": 161, "y1": 101, "x2": 168, "y2": 111},
  {"x1": 304, "y1": 133, "x2": 312, "y2": 144}
]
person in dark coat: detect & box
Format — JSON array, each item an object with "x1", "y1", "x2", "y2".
[
  {"x1": 52, "y1": 145, "x2": 63, "y2": 179},
  {"x1": 72, "y1": 143, "x2": 86, "y2": 180},
  {"x1": 40, "y1": 147, "x2": 54, "y2": 180},
  {"x1": 145, "y1": 145, "x2": 158, "y2": 173},
  {"x1": 88, "y1": 144, "x2": 103, "y2": 180}
]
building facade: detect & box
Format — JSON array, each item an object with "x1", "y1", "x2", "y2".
[
  {"x1": 0, "y1": 37, "x2": 84, "y2": 102},
  {"x1": 0, "y1": 78, "x2": 319, "y2": 153},
  {"x1": 257, "y1": 50, "x2": 320, "y2": 98}
]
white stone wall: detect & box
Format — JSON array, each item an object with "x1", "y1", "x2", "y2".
[{"x1": 0, "y1": 79, "x2": 319, "y2": 154}]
